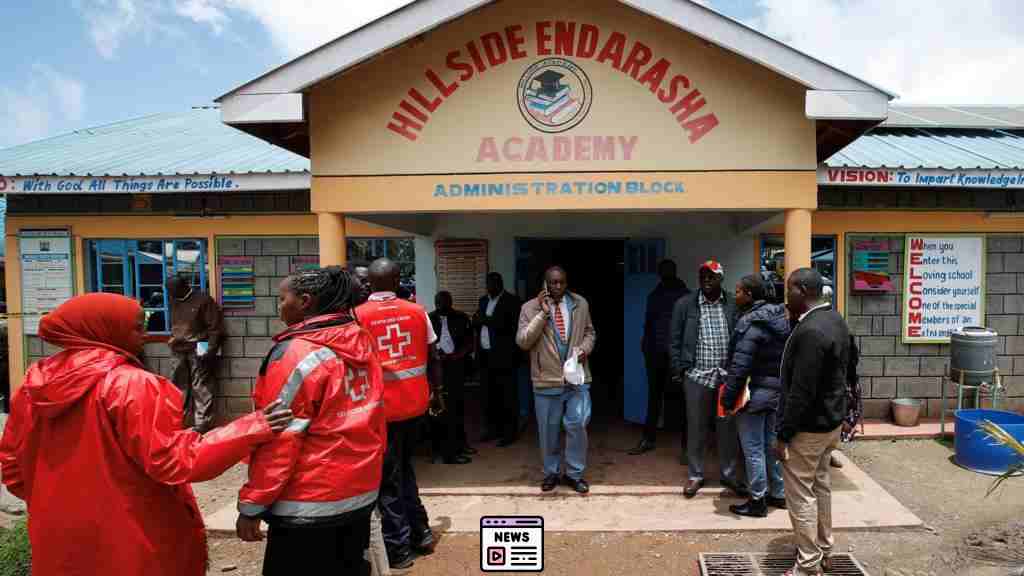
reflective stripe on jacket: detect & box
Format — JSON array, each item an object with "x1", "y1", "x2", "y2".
[{"x1": 239, "y1": 313, "x2": 386, "y2": 525}]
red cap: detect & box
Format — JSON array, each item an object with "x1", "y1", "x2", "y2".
[{"x1": 700, "y1": 260, "x2": 724, "y2": 276}]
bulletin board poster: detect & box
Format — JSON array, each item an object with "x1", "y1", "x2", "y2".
[
  {"x1": 19, "y1": 230, "x2": 73, "y2": 335},
  {"x1": 902, "y1": 235, "x2": 986, "y2": 343}
]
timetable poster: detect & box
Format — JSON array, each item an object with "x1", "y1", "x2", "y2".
[{"x1": 19, "y1": 230, "x2": 73, "y2": 335}]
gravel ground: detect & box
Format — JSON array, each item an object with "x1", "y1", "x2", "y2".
[{"x1": 199, "y1": 438, "x2": 1024, "y2": 576}]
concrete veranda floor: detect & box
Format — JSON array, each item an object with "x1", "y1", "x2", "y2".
[{"x1": 204, "y1": 415, "x2": 922, "y2": 534}]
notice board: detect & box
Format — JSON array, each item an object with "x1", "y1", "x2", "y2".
[
  {"x1": 902, "y1": 235, "x2": 985, "y2": 343},
  {"x1": 19, "y1": 230, "x2": 73, "y2": 335}
]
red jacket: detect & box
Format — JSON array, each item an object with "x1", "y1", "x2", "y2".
[
  {"x1": 355, "y1": 295, "x2": 431, "y2": 422},
  {"x1": 239, "y1": 313, "x2": 386, "y2": 524},
  {"x1": 0, "y1": 348, "x2": 272, "y2": 576}
]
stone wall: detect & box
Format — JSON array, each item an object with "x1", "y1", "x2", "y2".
[
  {"x1": 25, "y1": 235, "x2": 318, "y2": 425},
  {"x1": 847, "y1": 234, "x2": 1024, "y2": 420}
]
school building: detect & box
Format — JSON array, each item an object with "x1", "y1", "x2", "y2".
[{"x1": 2, "y1": 0, "x2": 1023, "y2": 424}]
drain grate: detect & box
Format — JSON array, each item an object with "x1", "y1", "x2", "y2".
[{"x1": 698, "y1": 553, "x2": 870, "y2": 576}]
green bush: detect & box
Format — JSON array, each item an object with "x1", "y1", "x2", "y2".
[{"x1": 0, "y1": 519, "x2": 31, "y2": 576}]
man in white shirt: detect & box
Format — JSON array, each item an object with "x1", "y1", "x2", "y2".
[
  {"x1": 474, "y1": 273, "x2": 522, "y2": 446},
  {"x1": 429, "y1": 291, "x2": 474, "y2": 464}
]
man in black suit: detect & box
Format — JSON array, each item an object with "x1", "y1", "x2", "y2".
[
  {"x1": 474, "y1": 272, "x2": 522, "y2": 447},
  {"x1": 429, "y1": 291, "x2": 475, "y2": 464},
  {"x1": 775, "y1": 268, "x2": 850, "y2": 576},
  {"x1": 630, "y1": 259, "x2": 690, "y2": 456}
]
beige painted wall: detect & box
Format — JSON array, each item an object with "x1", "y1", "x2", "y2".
[{"x1": 309, "y1": 0, "x2": 816, "y2": 176}]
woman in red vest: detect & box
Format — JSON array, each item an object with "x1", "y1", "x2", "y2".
[
  {"x1": 0, "y1": 292, "x2": 292, "y2": 576},
  {"x1": 236, "y1": 266, "x2": 387, "y2": 576}
]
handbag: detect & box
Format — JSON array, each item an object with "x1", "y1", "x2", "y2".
[{"x1": 717, "y1": 376, "x2": 750, "y2": 417}]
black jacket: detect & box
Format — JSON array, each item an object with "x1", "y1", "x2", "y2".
[
  {"x1": 429, "y1": 309, "x2": 472, "y2": 359},
  {"x1": 669, "y1": 291, "x2": 738, "y2": 380},
  {"x1": 642, "y1": 279, "x2": 690, "y2": 355},
  {"x1": 475, "y1": 292, "x2": 522, "y2": 367},
  {"x1": 779, "y1": 306, "x2": 850, "y2": 443},
  {"x1": 723, "y1": 301, "x2": 790, "y2": 413}
]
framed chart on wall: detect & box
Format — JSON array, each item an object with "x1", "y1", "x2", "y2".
[
  {"x1": 19, "y1": 229, "x2": 74, "y2": 335},
  {"x1": 902, "y1": 234, "x2": 986, "y2": 343}
]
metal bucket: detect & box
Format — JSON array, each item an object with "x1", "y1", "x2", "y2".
[
  {"x1": 892, "y1": 398, "x2": 923, "y2": 427},
  {"x1": 950, "y1": 326, "x2": 998, "y2": 386}
]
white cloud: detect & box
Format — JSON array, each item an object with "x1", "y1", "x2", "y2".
[
  {"x1": 76, "y1": 0, "x2": 142, "y2": 59},
  {"x1": 0, "y1": 67, "x2": 86, "y2": 149},
  {"x1": 175, "y1": 0, "x2": 229, "y2": 34},
  {"x1": 35, "y1": 65, "x2": 86, "y2": 122},
  {"x1": 745, "y1": 0, "x2": 1024, "y2": 104},
  {"x1": 221, "y1": 0, "x2": 414, "y2": 57}
]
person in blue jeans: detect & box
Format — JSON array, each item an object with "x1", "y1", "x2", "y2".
[
  {"x1": 516, "y1": 266, "x2": 597, "y2": 494},
  {"x1": 722, "y1": 274, "x2": 791, "y2": 517}
]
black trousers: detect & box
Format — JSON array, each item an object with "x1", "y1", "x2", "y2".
[
  {"x1": 436, "y1": 357, "x2": 468, "y2": 459},
  {"x1": 481, "y1": 350, "x2": 518, "y2": 442},
  {"x1": 643, "y1": 351, "x2": 685, "y2": 445},
  {"x1": 379, "y1": 419, "x2": 429, "y2": 556},
  {"x1": 262, "y1": 505, "x2": 372, "y2": 576}
]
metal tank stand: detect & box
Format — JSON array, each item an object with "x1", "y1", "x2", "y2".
[{"x1": 940, "y1": 367, "x2": 1004, "y2": 437}]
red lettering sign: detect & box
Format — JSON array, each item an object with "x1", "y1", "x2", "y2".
[{"x1": 386, "y1": 21, "x2": 720, "y2": 145}]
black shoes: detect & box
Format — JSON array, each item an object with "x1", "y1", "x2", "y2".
[
  {"x1": 767, "y1": 496, "x2": 787, "y2": 509},
  {"x1": 563, "y1": 476, "x2": 590, "y2": 494},
  {"x1": 541, "y1": 474, "x2": 559, "y2": 492},
  {"x1": 388, "y1": 548, "x2": 415, "y2": 570},
  {"x1": 413, "y1": 528, "x2": 435, "y2": 555},
  {"x1": 442, "y1": 455, "x2": 471, "y2": 465},
  {"x1": 461, "y1": 445, "x2": 478, "y2": 456},
  {"x1": 628, "y1": 439, "x2": 656, "y2": 455},
  {"x1": 729, "y1": 498, "x2": 768, "y2": 518},
  {"x1": 721, "y1": 480, "x2": 750, "y2": 499},
  {"x1": 683, "y1": 479, "x2": 704, "y2": 498},
  {"x1": 496, "y1": 437, "x2": 516, "y2": 447}
]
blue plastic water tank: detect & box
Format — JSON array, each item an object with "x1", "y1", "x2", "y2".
[{"x1": 954, "y1": 409, "x2": 1024, "y2": 476}]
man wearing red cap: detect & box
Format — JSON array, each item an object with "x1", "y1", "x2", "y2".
[{"x1": 670, "y1": 260, "x2": 745, "y2": 498}]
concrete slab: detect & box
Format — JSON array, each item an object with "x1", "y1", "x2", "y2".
[
  {"x1": 203, "y1": 451, "x2": 921, "y2": 536},
  {"x1": 861, "y1": 419, "x2": 953, "y2": 440}
]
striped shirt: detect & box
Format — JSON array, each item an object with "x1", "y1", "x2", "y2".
[{"x1": 687, "y1": 291, "x2": 730, "y2": 389}]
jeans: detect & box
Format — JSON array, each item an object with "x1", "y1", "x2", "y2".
[
  {"x1": 378, "y1": 419, "x2": 428, "y2": 557},
  {"x1": 534, "y1": 385, "x2": 591, "y2": 480},
  {"x1": 684, "y1": 377, "x2": 741, "y2": 485},
  {"x1": 736, "y1": 409, "x2": 785, "y2": 500}
]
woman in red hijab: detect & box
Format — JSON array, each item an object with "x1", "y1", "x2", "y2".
[{"x1": 0, "y1": 293, "x2": 292, "y2": 576}]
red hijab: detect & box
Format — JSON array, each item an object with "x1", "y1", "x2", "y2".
[{"x1": 38, "y1": 293, "x2": 143, "y2": 360}]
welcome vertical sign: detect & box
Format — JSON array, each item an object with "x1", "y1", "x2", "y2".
[{"x1": 903, "y1": 235, "x2": 986, "y2": 343}]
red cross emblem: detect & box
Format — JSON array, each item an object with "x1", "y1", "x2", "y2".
[{"x1": 378, "y1": 324, "x2": 412, "y2": 359}]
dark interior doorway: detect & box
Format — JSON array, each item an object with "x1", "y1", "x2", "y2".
[{"x1": 515, "y1": 238, "x2": 626, "y2": 426}]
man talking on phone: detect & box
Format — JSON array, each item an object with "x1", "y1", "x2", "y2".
[{"x1": 516, "y1": 266, "x2": 596, "y2": 494}]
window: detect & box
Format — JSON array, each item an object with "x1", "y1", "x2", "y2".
[
  {"x1": 346, "y1": 238, "x2": 416, "y2": 298},
  {"x1": 759, "y1": 235, "x2": 837, "y2": 307},
  {"x1": 86, "y1": 239, "x2": 208, "y2": 333}
]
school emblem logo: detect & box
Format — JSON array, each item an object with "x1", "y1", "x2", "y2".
[{"x1": 517, "y1": 58, "x2": 593, "y2": 134}]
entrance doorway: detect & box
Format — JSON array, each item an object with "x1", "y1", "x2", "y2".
[{"x1": 515, "y1": 238, "x2": 627, "y2": 425}]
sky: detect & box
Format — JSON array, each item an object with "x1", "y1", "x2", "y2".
[{"x1": 0, "y1": 0, "x2": 1022, "y2": 149}]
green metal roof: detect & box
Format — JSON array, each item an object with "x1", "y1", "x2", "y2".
[{"x1": 0, "y1": 108, "x2": 309, "y2": 177}]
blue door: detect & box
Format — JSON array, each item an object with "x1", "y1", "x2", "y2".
[{"x1": 622, "y1": 239, "x2": 665, "y2": 425}]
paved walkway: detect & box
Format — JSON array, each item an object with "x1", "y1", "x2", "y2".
[{"x1": 203, "y1": 420, "x2": 923, "y2": 535}]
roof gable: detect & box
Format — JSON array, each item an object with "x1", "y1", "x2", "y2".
[{"x1": 218, "y1": 0, "x2": 891, "y2": 132}]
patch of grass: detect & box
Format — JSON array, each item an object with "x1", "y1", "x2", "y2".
[{"x1": 0, "y1": 519, "x2": 31, "y2": 576}]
